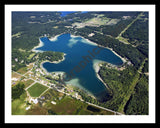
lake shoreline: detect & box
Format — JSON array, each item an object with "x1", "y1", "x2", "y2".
[
  {"x1": 40, "y1": 53, "x2": 66, "y2": 75},
  {"x1": 71, "y1": 34, "x2": 127, "y2": 91},
  {"x1": 71, "y1": 34, "x2": 127, "y2": 63},
  {"x1": 33, "y1": 33, "x2": 126, "y2": 64},
  {"x1": 32, "y1": 33, "x2": 125, "y2": 96},
  {"x1": 49, "y1": 33, "x2": 64, "y2": 42},
  {"x1": 32, "y1": 38, "x2": 44, "y2": 53},
  {"x1": 93, "y1": 61, "x2": 110, "y2": 90}
]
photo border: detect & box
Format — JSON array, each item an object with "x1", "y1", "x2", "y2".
[{"x1": 5, "y1": 4, "x2": 156, "y2": 123}]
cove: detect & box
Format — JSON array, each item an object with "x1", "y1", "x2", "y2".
[{"x1": 35, "y1": 33, "x2": 123, "y2": 100}]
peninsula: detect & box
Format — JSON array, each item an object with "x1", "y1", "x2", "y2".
[{"x1": 11, "y1": 11, "x2": 149, "y2": 115}]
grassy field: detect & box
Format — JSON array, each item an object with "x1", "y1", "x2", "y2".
[
  {"x1": 27, "y1": 83, "x2": 48, "y2": 97},
  {"x1": 12, "y1": 92, "x2": 27, "y2": 115},
  {"x1": 22, "y1": 79, "x2": 35, "y2": 89},
  {"x1": 13, "y1": 88, "x2": 115, "y2": 115},
  {"x1": 12, "y1": 32, "x2": 22, "y2": 38},
  {"x1": 17, "y1": 67, "x2": 28, "y2": 74},
  {"x1": 72, "y1": 15, "x2": 112, "y2": 28},
  {"x1": 27, "y1": 53, "x2": 36, "y2": 60},
  {"x1": 41, "y1": 89, "x2": 114, "y2": 115},
  {"x1": 44, "y1": 95, "x2": 114, "y2": 115},
  {"x1": 12, "y1": 71, "x2": 22, "y2": 87}
]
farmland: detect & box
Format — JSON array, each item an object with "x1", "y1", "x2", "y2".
[
  {"x1": 11, "y1": 11, "x2": 149, "y2": 115},
  {"x1": 27, "y1": 83, "x2": 48, "y2": 97},
  {"x1": 72, "y1": 14, "x2": 119, "y2": 28},
  {"x1": 28, "y1": 88, "x2": 115, "y2": 115}
]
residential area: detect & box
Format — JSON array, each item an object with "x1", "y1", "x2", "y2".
[{"x1": 12, "y1": 59, "x2": 121, "y2": 115}]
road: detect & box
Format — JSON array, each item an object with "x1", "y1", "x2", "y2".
[
  {"x1": 12, "y1": 70, "x2": 124, "y2": 115},
  {"x1": 116, "y1": 12, "x2": 144, "y2": 44},
  {"x1": 117, "y1": 58, "x2": 147, "y2": 113}
]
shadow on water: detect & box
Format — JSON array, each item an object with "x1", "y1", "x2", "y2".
[{"x1": 94, "y1": 89, "x2": 113, "y2": 103}]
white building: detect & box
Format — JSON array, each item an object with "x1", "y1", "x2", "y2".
[
  {"x1": 30, "y1": 98, "x2": 38, "y2": 104},
  {"x1": 51, "y1": 101, "x2": 56, "y2": 105},
  {"x1": 25, "y1": 106, "x2": 31, "y2": 110}
]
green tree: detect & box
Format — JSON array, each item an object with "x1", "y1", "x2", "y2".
[{"x1": 12, "y1": 82, "x2": 25, "y2": 100}]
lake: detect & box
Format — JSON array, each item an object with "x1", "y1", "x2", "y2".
[
  {"x1": 59, "y1": 11, "x2": 88, "y2": 17},
  {"x1": 35, "y1": 33, "x2": 123, "y2": 100}
]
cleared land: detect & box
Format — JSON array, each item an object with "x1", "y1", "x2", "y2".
[
  {"x1": 72, "y1": 16, "x2": 119, "y2": 28},
  {"x1": 27, "y1": 83, "x2": 48, "y2": 97},
  {"x1": 42, "y1": 89, "x2": 115, "y2": 115}
]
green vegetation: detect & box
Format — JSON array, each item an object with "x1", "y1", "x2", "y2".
[
  {"x1": 97, "y1": 58, "x2": 148, "y2": 114},
  {"x1": 27, "y1": 53, "x2": 36, "y2": 60},
  {"x1": 22, "y1": 79, "x2": 35, "y2": 89},
  {"x1": 87, "y1": 105, "x2": 100, "y2": 112},
  {"x1": 72, "y1": 15, "x2": 112, "y2": 28},
  {"x1": 27, "y1": 83, "x2": 48, "y2": 97},
  {"x1": 12, "y1": 12, "x2": 66, "y2": 51},
  {"x1": 38, "y1": 51, "x2": 64, "y2": 62},
  {"x1": 12, "y1": 92, "x2": 27, "y2": 115},
  {"x1": 98, "y1": 65, "x2": 137, "y2": 111},
  {"x1": 142, "y1": 59, "x2": 149, "y2": 73},
  {"x1": 101, "y1": 19, "x2": 134, "y2": 37},
  {"x1": 86, "y1": 33, "x2": 145, "y2": 69},
  {"x1": 122, "y1": 18, "x2": 148, "y2": 45},
  {"x1": 12, "y1": 32, "x2": 22, "y2": 38},
  {"x1": 124, "y1": 74, "x2": 148, "y2": 115},
  {"x1": 122, "y1": 12, "x2": 148, "y2": 57},
  {"x1": 12, "y1": 11, "x2": 149, "y2": 115},
  {"x1": 17, "y1": 67, "x2": 28, "y2": 74},
  {"x1": 42, "y1": 89, "x2": 114, "y2": 115},
  {"x1": 12, "y1": 49, "x2": 64, "y2": 72},
  {"x1": 12, "y1": 82, "x2": 25, "y2": 100},
  {"x1": 12, "y1": 83, "x2": 27, "y2": 115},
  {"x1": 12, "y1": 49, "x2": 30, "y2": 71}
]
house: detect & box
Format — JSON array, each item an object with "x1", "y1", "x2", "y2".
[
  {"x1": 12, "y1": 77, "x2": 18, "y2": 81},
  {"x1": 15, "y1": 58, "x2": 18, "y2": 62},
  {"x1": 41, "y1": 96, "x2": 45, "y2": 99},
  {"x1": 30, "y1": 98, "x2": 38, "y2": 104},
  {"x1": 51, "y1": 101, "x2": 56, "y2": 105},
  {"x1": 122, "y1": 16, "x2": 131, "y2": 20},
  {"x1": 25, "y1": 106, "x2": 30, "y2": 110},
  {"x1": 75, "y1": 93, "x2": 78, "y2": 98}
]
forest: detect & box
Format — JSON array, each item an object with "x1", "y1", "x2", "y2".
[
  {"x1": 122, "y1": 13, "x2": 148, "y2": 58},
  {"x1": 124, "y1": 74, "x2": 148, "y2": 115},
  {"x1": 12, "y1": 12, "x2": 68, "y2": 51},
  {"x1": 12, "y1": 82, "x2": 25, "y2": 100},
  {"x1": 77, "y1": 32, "x2": 146, "y2": 69},
  {"x1": 12, "y1": 49, "x2": 64, "y2": 71},
  {"x1": 12, "y1": 49, "x2": 33, "y2": 71},
  {"x1": 38, "y1": 51, "x2": 64, "y2": 62},
  {"x1": 12, "y1": 11, "x2": 149, "y2": 115},
  {"x1": 98, "y1": 64, "x2": 148, "y2": 114}
]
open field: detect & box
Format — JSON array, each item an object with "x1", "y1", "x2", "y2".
[
  {"x1": 27, "y1": 83, "x2": 48, "y2": 97},
  {"x1": 41, "y1": 89, "x2": 115, "y2": 115},
  {"x1": 12, "y1": 32, "x2": 22, "y2": 38},
  {"x1": 44, "y1": 95, "x2": 114, "y2": 115},
  {"x1": 12, "y1": 71, "x2": 22, "y2": 86},
  {"x1": 17, "y1": 67, "x2": 28, "y2": 74},
  {"x1": 22, "y1": 79, "x2": 35, "y2": 89},
  {"x1": 12, "y1": 92, "x2": 27, "y2": 115},
  {"x1": 72, "y1": 15, "x2": 119, "y2": 28},
  {"x1": 27, "y1": 53, "x2": 36, "y2": 60}
]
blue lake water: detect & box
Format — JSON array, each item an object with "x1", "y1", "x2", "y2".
[
  {"x1": 35, "y1": 33, "x2": 123, "y2": 100},
  {"x1": 59, "y1": 11, "x2": 88, "y2": 17}
]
